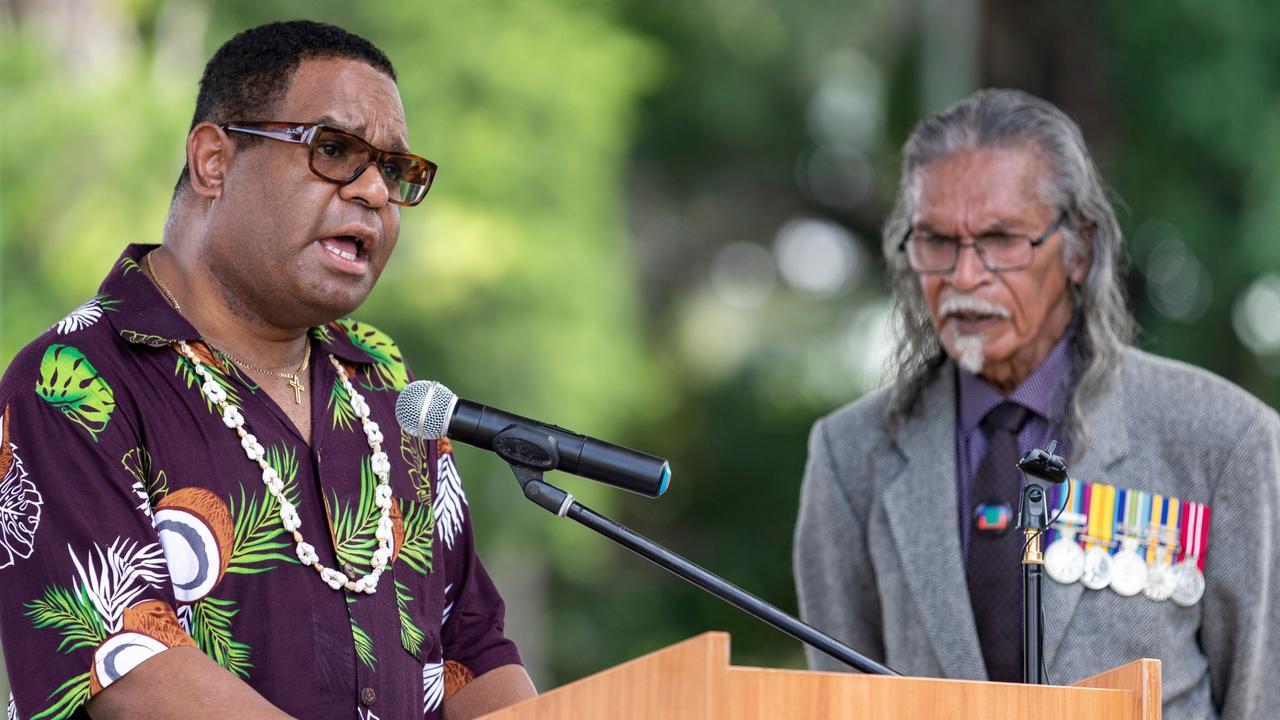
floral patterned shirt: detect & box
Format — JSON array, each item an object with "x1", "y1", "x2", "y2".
[{"x1": 0, "y1": 244, "x2": 522, "y2": 720}]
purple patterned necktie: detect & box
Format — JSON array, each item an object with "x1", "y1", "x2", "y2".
[{"x1": 966, "y1": 401, "x2": 1031, "y2": 682}]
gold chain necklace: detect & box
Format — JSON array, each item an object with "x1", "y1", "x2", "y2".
[
  {"x1": 215, "y1": 342, "x2": 310, "y2": 405},
  {"x1": 145, "y1": 250, "x2": 182, "y2": 312},
  {"x1": 146, "y1": 250, "x2": 310, "y2": 404}
]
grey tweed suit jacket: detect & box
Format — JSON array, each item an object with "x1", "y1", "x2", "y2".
[{"x1": 794, "y1": 347, "x2": 1280, "y2": 720}]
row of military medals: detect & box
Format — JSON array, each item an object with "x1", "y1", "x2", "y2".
[{"x1": 1041, "y1": 479, "x2": 1209, "y2": 606}]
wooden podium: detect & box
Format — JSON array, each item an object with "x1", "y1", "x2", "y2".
[{"x1": 478, "y1": 632, "x2": 1160, "y2": 719}]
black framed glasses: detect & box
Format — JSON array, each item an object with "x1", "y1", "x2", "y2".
[
  {"x1": 220, "y1": 121, "x2": 438, "y2": 206},
  {"x1": 898, "y1": 212, "x2": 1067, "y2": 274}
]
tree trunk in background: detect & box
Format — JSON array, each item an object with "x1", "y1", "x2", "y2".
[
  {"x1": 978, "y1": 0, "x2": 1118, "y2": 158},
  {"x1": 919, "y1": 0, "x2": 981, "y2": 112}
]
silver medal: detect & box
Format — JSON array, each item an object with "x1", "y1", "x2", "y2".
[
  {"x1": 1109, "y1": 540, "x2": 1149, "y2": 597},
  {"x1": 1044, "y1": 533, "x2": 1085, "y2": 585},
  {"x1": 1080, "y1": 546, "x2": 1112, "y2": 590},
  {"x1": 1143, "y1": 544, "x2": 1175, "y2": 601},
  {"x1": 1144, "y1": 562, "x2": 1176, "y2": 602},
  {"x1": 1170, "y1": 558, "x2": 1206, "y2": 607}
]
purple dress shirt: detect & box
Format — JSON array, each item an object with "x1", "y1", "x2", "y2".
[
  {"x1": 955, "y1": 330, "x2": 1075, "y2": 564},
  {"x1": 0, "y1": 244, "x2": 522, "y2": 720}
]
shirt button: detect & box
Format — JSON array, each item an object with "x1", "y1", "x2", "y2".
[
  {"x1": 361, "y1": 687, "x2": 376, "y2": 706},
  {"x1": 342, "y1": 562, "x2": 358, "y2": 578}
]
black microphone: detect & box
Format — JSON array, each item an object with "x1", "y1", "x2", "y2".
[{"x1": 395, "y1": 380, "x2": 671, "y2": 497}]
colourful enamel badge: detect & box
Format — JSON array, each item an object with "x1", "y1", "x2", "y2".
[{"x1": 974, "y1": 501, "x2": 1013, "y2": 535}]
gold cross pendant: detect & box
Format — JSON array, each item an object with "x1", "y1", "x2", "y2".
[{"x1": 288, "y1": 375, "x2": 305, "y2": 405}]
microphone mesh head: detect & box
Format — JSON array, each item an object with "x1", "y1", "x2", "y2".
[{"x1": 395, "y1": 380, "x2": 457, "y2": 440}]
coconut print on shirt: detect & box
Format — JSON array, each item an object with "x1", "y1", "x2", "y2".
[
  {"x1": 23, "y1": 537, "x2": 190, "y2": 720},
  {"x1": 1, "y1": 245, "x2": 523, "y2": 720},
  {"x1": 164, "y1": 445, "x2": 302, "y2": 678}
]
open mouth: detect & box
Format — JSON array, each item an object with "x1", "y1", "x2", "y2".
[
  {"x1": 947, "y1": 310, "x2": 1003, "y2": 323},
  {"x1": 939, "y1": 296, "x2": 1011, "y2": 325},
  {"x1": 944, "y1": 310, "x2": 1007, "y2": 334},
  {"x1": 319, "y1": 236, "x2": 366, "y2": 263}
]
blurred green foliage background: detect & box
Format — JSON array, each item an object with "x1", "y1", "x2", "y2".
[{"x1": 3, "y1": 0, "x2": 1279, "y2": 697}]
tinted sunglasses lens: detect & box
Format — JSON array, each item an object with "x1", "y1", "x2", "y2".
[{"x1": 310, "y1": 128, "x2": 369, "y2": 182}]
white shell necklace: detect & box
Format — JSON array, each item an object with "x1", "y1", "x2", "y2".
[{"x1": 177, "y1": 340, "x2": 395, "y2": 594}]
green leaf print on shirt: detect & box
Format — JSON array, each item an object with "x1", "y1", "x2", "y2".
[
  {"x1": 350, "y1": 615, "x2": 376, "y2": 670},
  {"x1": 25, "y1": 584, "x2": 107, "y2": 654},
  {"x1": 35, "y1": 344, "x2": 116, "y2": 442},
  {"x1": 309, "y1": 324, "x2": 335, "y2": 345},
  {"x1": 396, "y1": 499, "x2": 434, "y2": 575},
  {"x1": 328, "y1": 458, "x2": 381, "y2": 569},
  {"x1": 30, "y1": 672, "x2": 92, "y2": 720},
  {"x1": 395, "y1": 580, "x2": 425, "y2": 656},
  {"x1": 327, "y1": 374, "x2": 356, "y2": 431},
  {"x1": 337, "y1": 319, "x2": 409, "y2": 392},
  {"x1": 227, "y1": 444, "x2": 302, "y2": 574},
  {"x1": 24, "y1": 585, "x2": 106, "y2": 720},
  {"x1": 174, "y1": 342, "x2": 257, "y2": 415},
  {"x1": 186, "y1": 597, "x2": 252, "y2": 678}
]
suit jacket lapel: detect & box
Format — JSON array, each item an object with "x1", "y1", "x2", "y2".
[
  {"x1": 1042, "y1": 368, "x2": 1130, "y2": 669},
  {"x1": 882, "y1": 367, "x2": 988, "y2": 678}
]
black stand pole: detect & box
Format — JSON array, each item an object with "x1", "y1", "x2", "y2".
[
  {"x1": 1017, "y1": 479, "x2": 1048, "y2": 685},
  {"x1": 491, "y1": 424, "x2": 898, "y2": 676},
  {"x1": 1016, "y1": 441, "x2": 1068, "y2": 685}
]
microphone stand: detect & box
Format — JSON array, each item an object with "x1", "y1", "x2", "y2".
[
  {"x1": 490, "y1": 423, "x2": 898, "y2": 676},
  {"x1": 1015, "y1": 442, "x2": 1068, "y2": 685},
  {"x1": 1017, "y1": 478, "x2": 1048, "y2": 685}
]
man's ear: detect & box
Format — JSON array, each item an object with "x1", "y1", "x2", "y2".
[
  {"x1": 1069, "y1": 222, "x2": 1094, "y2": 285},
  {"x1": 186, "y1": 122, "x2": 231, "y2": 201}
]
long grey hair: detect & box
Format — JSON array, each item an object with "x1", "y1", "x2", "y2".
[{"x1": 882, "y1": 88, "x2": 1135, "y2": 446}]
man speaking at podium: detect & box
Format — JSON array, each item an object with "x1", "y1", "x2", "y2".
[
  {"x1": 0, "y1": 21, "x2": 534, "y2": 720},
  {"x1": 794, "y1": 89, "x2": 1280, "y2": 719}
]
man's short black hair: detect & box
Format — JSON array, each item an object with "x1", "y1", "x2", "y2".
[{"x1": 175, "y1": 20, "x2": 397, "y2": 192}]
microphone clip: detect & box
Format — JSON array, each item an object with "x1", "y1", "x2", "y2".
[
  {"x1": 492, "y1": 424, "x2": 580, "y2": 516},
  {"x1": 1017, "y1": 439, "x2": 1068, "y2": 484},
  {"x1": 493, "y1": 424, "x2": 560, "y2": 472}
]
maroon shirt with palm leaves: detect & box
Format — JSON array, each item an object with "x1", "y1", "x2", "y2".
[{"x1": 0, "y1": 244, "x2": 521, "y2": 720}]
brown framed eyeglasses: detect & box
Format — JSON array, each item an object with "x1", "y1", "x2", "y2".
[{"x1": 220, "y1": 121, "x2": 437, "y2": 206}]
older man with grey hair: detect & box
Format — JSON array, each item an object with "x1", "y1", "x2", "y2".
[{"x1": 793, "y1": 88, "x2": 1280, "y2": 720}]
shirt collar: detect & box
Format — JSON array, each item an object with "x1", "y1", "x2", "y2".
[
  {"x1": 310, "y1": 321, "x2": 383, "y2": 365},
  {"x1": 101, "y1": 244, "x2": 200, "y2": 347},
  {"x1": 102, "y1": 243, "x2": 378, "y2": 366},
  {"x1": 956, "y1": 325, "x2": 1076, "y2": 434}
]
